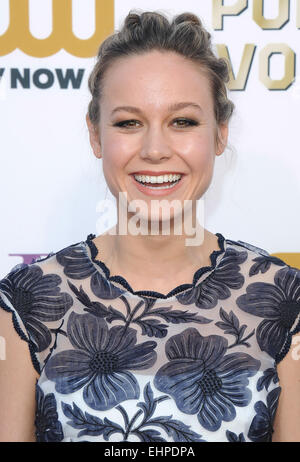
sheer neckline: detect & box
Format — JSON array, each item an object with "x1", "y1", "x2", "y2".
[{"x1": 84, "y1": 232, "x2": 227, "y2": 300}]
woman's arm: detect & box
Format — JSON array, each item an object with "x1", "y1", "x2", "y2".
[
  {"x1": 272, "y1": 335, "x2": 300, "y2": 442},
  {"x1": 0, "y1": 309, "x2": 39, "y2": 442}
]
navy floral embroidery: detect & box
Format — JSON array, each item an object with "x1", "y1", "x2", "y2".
[
  {"x1": 249, "y1": 256, "x2": 286, "y2": 276},
  {"x1": 43, "y1": 319, "x2": 68, "y2": 366},
  {"x1": 226, "y1": 430, "x2": 246, "y2": 442},
  {"x1": 226, "y1": 239, "x2": 286, "y2": 276},
  {"x1": 0, "y1": 265, "x2": 73, "y2": 352},
  {"x1": 176, "y1": 248, "x2": 247, "y2": 308},
  {"x1": 62, "y1": 383, "x2": 205, "y2": 442},
  {"x1": 67, "y1": 280, "x2": 124, "y2": 321},
  {"x1": 67, "y1": 281, "x2": 213, "y2": 339},
  {"x1": 236, "y1": 266, "x2": 300, "y2": 362},
  {"x1": 35, "y1": 383, "x2": 64, "y2": 442},
  {"x1": 154, "y1": 328, "x2": 261, "y2": 431},
  {"x1": 45, "y1": 312, "x2": 157, "y2": 411},
  {"x1": 131, "y1": 382, "x2": 205, "y2": 442},
  {"x1": 256, "y1": 368, "x2": 279, "y2": 392},
  {"x1": 132, "y1": 297, "x2": 212, "y2": 337},
  {"x1": 0, "y1": 234, "x2": 298, "y2": 442},
  {"x1": 227, "y1": 240, "x2": 270, "y2": 256},
  {"x1": 56, "y1": 242, "x2": 125, "y2": 299},
  {"x1": 215, "y1": 307, "x2": 255, "y2": 348},
  {"x1": 248, "y1": 387, "x2": 281, "y2": 442},
  {"x1": 62, "y1": 401, "x2": 125, "y2": 440}
]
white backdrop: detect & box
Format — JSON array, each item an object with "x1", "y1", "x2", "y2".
[{"x1": 0, "y1": 0, "x2": 299, "y2": 277}]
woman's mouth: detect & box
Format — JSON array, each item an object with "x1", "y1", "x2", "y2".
[{"x1": 130, "y1": 173, "x2": 185, "y2": 196}]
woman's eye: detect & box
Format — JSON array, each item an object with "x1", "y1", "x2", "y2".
[
  {"x1": 114, "y1": 120, "x2": 140, "y2": 128},
  {"x1": 173, "y1": 118, "x2": 199, "y2": 127},
  {"x1": 113, "y1": 118, "x2": 199, "y2": 129}
]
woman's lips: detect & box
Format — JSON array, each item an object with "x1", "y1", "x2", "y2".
[{"x1": 130, "y1": 174, "x2": 185, "y2": 197}]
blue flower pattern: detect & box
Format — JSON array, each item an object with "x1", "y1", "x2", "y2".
[
  {"x1": 45, "y1": 311, "x2": 157, "y2": 411},
  {"x1": 154, "y1": 329, "x2": 260, "y2": 431},
  {"x1": 0, "y1": 233, "x2": 299, "y2": 442},
  {"x1": 35, "y1": 382, "x2": 64, "y2": 442}
]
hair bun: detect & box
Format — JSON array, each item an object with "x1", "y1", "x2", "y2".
[
  {"x1": 173, "y1": 12, "x2": 202, "y2": 27},
  {"x1": 124, "y1": 12, "x2": 142, "y2": 29}
]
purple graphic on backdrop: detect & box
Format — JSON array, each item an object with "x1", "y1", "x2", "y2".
[{"x1": 9, "y1": 253, "x2": 49, "y2": 265}]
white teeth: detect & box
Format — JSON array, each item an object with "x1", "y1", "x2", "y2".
[
  {"x1": 140, "y1": 180, "x2": 181, "y2": 190},
  {"x1": 134, "y1": 173, "x2": 182, "y2": 184}
]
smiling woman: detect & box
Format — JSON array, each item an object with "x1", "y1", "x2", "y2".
[
  {"x1": 0, "y1": 9, "x2": 300, "y2": 443},
  {"x1": 86, "y1": 49, "x2": 230, "y2": 231}
]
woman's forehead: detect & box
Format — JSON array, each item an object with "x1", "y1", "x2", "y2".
[
  {"x1": 101, "y1": 52, "x2": 213, "y2": 114},
  {"x1": 104, "y1": 50, "x2": 209, "y2": 81}
]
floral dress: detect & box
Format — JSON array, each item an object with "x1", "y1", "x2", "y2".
[{"x1": 0, "y1": 233, "x2": 299, "y2": 442}]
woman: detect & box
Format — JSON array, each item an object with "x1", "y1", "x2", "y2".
[{"x1": 0, "y1": 10, "x2": 299, "y2": 443}]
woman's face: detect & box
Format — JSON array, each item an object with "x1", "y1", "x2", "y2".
[{"x1": 87, "y1": 50, "x2": 228, "y2": 223}]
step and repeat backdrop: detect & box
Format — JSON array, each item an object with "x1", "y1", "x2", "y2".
[{"x1": 0, "y1": 0, "x2": 299, "y2": 276}]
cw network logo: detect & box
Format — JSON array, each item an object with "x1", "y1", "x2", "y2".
[
  {"x1": 0, "y1": 0, "x2": 114, "y2": 58},
  {"x1": 0, "y1": 67, "x2": 85, "y2": 92}
]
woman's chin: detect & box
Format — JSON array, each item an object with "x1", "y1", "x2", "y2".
[{"x1": 126, "y1": 210, "x2": 186, "y2": 235}]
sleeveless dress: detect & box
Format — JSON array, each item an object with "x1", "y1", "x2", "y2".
[{"x1": 0, "y1": 232, "x2": 299, "y2": 443}]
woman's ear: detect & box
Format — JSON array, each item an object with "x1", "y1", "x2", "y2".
[
  {"x1": 215, "y1": 122, "x2": 229, "y2": 156},
  {"x1": 86, "y1": 114, "x2": 102, "y2": 159}
]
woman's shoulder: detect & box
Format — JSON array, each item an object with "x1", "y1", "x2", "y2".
[
  {"x1": 0, "y1": 236, "x2": 91, "y2": 282},
  {"x1": 0, "y1": 236, "x2": 92, "y2": 375},
  {"x1": 223, "y1": 235, "x2": 298, "y2": 276},
  {"x1": 221, "y1": 236, "x2": 300, "y2": 365}
]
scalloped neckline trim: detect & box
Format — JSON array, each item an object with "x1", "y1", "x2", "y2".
[{"x1": 84, "y1": 232, "x2": 227, "y2": 299}]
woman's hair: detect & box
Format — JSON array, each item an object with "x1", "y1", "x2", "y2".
[{"x1": 87, "y1": 9, "x2": 235, "y2": 150}]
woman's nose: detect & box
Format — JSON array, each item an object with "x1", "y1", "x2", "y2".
[{"x1": 139, "y1": 125, "x2": 173, "y2": 162}]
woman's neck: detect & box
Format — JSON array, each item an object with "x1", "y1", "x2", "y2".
[{"x1": 93, "y1": 223, "x2": 219, "y2": 284}]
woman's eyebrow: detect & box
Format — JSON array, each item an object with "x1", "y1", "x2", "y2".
[{"x1": 111, "y1": 102, "x2": 203, "y2": 116}]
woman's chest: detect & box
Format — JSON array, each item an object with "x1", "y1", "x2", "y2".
[{"x1": 36, "y1": 306, "x2": 280, "y2": 442}]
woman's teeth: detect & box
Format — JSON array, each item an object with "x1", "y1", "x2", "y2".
[
  {"x1": 133, "y1": 173, "x2": 182, "y2": 190},
  {"x1": 134, "y1": 173, "x2": 181, "y2": 183},
  {"x1": 140, "y1": 180, "x2": 181, "y2": 190}
]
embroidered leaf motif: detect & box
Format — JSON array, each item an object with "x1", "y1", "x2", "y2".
[
  {"x1": 67, "y1": 280, "x2": 126, "y2": 322},
  {"x1": 248, "y1": 387, "x2": 281, "y2": 442},
  {"x1": 134, "y1": 383, "x2": 205, "y2": 442},
  {"x1": 62, "y1": 402, "x2": 124, "y2": 439},
  {"x1": 141, "y1": 297, "x2": 158, "y2": 312},
  {"x1": 249, "y1": 256, "x2": 286, "y2": 277},
  {"x1": 145, "y1": 416, "x2": 206, "y2": 442},
  {"x1": 145, "y1": 307, "x2": 212, "y2": 324},
  {"x1": 67, "y1": 281, "x2": 108, "y2": 317},
  {"x1": 256, "y1": 368, "x2": 279, "y2": 392},
  {"x1": 226, "y1": 430, "x2": 246, "y2": 442},
  {"x1": 137, "y1": 382, "x2": 169, "y2": 420},
  {"x1": 133, "y1": 429, "x2": 166, "y2": 442},
  {"x1": 44, "y1": 319, "x2": 67, "y2": 366},
  {"x1": 135, "y1": 318, "x2": 168, "y2": 338},
  {"x1": 215, "y1": 307, "x2": 255, "y2": 348},
  {"x1": 105, "y1": 306, "x2": 127, "y2": 323}
]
